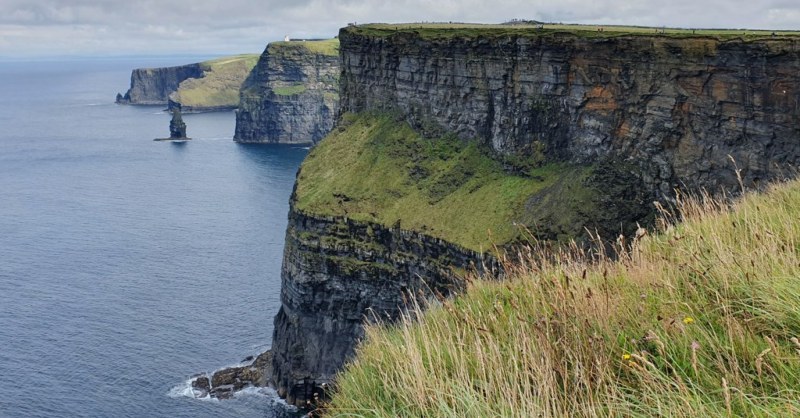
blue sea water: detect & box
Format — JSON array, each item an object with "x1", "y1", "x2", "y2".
[{"x1": 0, "y1": 58, "x2": 306, "y2": 417}]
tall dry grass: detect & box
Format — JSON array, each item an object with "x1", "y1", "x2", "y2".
[{"x1": 326, "y1": 179, "x2": 800, "y2": 417}]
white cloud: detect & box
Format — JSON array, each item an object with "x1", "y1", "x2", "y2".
[{"x1": 0, "y1": 0, "x2": 797, "y2": 57}]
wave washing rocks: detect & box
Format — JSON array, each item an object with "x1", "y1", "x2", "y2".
[{"x1": 188, "y1": 351, "x2": 272, "y2": 400}]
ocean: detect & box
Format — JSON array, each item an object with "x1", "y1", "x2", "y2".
[{"x1": 0, "y1": 57, "x2": 305, "y2": 417}]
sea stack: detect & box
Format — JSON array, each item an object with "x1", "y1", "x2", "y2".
[{"x1": 155, "y1": 108, "x2": 190, "y2": 141}]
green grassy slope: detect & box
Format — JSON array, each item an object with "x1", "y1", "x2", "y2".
[
  {"x1": 293, "y1": 113, "x2": 639, "y2": 252},
  {"x1": 170, "y1": 54, "x2": 259, "y2": 109},
  {"x1": 328, "y1": 180, "x2": 800, "y2": 417}
]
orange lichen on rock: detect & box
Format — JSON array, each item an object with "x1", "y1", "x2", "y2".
[{"x1": 584, "y1": 85, "x2": 618, "y2": 111}]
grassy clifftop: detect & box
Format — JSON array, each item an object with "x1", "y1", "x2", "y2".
[
  {"x1": 328, "y1": 179, "x2": 800, "y2": 416},
  {"x1": 293, "y1": 113, "x2": 648, "y2": 252},
  {"x1": 343, "y1": 23, "x2": 800, "y2": 40},
  {"x1": 267, "y1": 38, "x2": 340, "y2": 56},
  {"x1": 170, "y1": 54, "x2": 259, "y2": 110}
]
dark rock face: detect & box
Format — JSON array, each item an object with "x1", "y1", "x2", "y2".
[
  {"x1": 189, "y1": 350, "x2": 272, "y2": 399},
  {"x1": 234, "y1": 43, "x2": 339, "y2": 144},
  {"x1": 339, "y1": 30, "x2": 800, "y2": 196},
  {"x1": 271, "y1": 207, "x2": 498, "y2": 405},
  {"x1": 116, "y1": 64, "x2": 203, "y2": 105},
  {"x1": 169, "y1": 109, "x2": 187, "y2": 138}
]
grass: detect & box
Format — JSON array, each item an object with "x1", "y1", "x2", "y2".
[
  {"x1": 294, "y1": 112, "x2": 615, "y2": 252},
  {"x1": 327, "y1": 178, "x2": 800, "y2": 417},
  {"x1": 170, "y1": 54, "x2": 259, "y2": 109},
  {"x1": 272, "y1": 83, "x2": 307, "y2": 96},
  {"x1": 268, "y1": 38, "x2": 340, "y2": 56},
  {"x1": 344, "y1": 22, "x2": 800, "y2": 40}
]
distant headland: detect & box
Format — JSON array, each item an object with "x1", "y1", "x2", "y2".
[{"x1": 116, "y1": 54, "x2": 258, "y2": 112}]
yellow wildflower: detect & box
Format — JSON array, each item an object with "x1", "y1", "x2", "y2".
[
  {"x1": 683, "y1": 317, "x2": 695, "y2": 325},
  {"x1": 622, "y1": 353, "x2": 632, "y2": 361}
]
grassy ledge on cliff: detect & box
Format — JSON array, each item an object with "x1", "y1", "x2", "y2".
[
  {"x1": 169, "y1": 54, "x2": 259, "y2": 110},
  {"x1": 294, "y1": 113, "x2": 651, "y2": 252},
  {"x1": 268, "y1": 38, "x2": 340, "y2": 56},
  {"x1": 327, "y1": 179, "x2": 800, "y2": 417}
]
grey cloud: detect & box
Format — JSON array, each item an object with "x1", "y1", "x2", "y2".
[{"x1": 0, "y1": 0, "x2": 798, "y2": 57}]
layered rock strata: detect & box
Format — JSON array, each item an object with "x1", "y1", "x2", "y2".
[
  {"x1": 272, "y1": 206, "x2": 498, "y2": 405},
  {"x1": 234, "y1": 40, "x2": 340, "y2": 144},
  {"x1": 339, "y1": 28, "x2": 800, "y2": 195}
]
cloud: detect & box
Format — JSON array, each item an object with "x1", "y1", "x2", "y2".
[{"x1": 0, "y1": 0, "x2": 797, "y2": 57}]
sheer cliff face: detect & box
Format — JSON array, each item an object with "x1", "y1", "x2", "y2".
[
  {"x1": 116, "y1": 64, "x2": 203, "y2": 105},
  {"x1": 271, "y1": 207, "x2": 495, "y2": 405},
  {"x1": 339, "y1": 30, "x2": 800, "y2": 196},
  {"x1": 234, "y1": 43, "x2": 339, "y2": 144}
]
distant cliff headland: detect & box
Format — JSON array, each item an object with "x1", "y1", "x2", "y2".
[
  {"x1": 234, "y1": 39, "x2": 340, "y2": 144},
  {"x1": 116, "y1": 54, "x2": 258, "y2": 112}
]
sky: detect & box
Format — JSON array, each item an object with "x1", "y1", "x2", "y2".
[{"x1": 1, "y1": 0, "x2": 799, "y2": 58}]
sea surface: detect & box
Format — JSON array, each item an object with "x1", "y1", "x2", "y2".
[{"x1": 0, "y1": 57, "x2": 307, "y2": 417}]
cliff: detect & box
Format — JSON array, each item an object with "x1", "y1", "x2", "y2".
[
  {"x1": 117, "y1": 64, "x2": 202, "y2": 105},
  {"x1": 234, "y1": 39, "x2": 340, "y2": 144},
  {"x1": 339, "y1": 25, "x2": 800, "y2": 196},
  {"x1": 116, "y1": 54, "x2": 258, "y2": 112},
  {"x1": 272, "y1": 205, "x2": 497, "y2": 404},
  {"x1": 268, "y1": 25, "x2": 800, "y2": 406}
]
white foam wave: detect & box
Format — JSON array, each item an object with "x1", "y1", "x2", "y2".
[
  {"x1": 167, "y1": 377, "x2": 217, "y2": 402},
  {"x1": 167, "y1": 377, "x2": 296, "y2": 411}
]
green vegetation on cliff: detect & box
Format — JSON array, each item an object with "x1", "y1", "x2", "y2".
[
  {"x1": 345, "y1": 23, "x2": 800, "y2": 40},
  {"x1": 272, "y1": 84, "x2": 307, "y2": 96},
  {"x1": 294, "y1": 113, "x2": 641, "y2": 252},
  {"x1": 170, "y1": 54, "x2": 258, "y2": 109},
  {"x1": 268, "y1": 38, "x2": 340, "y2": 56},
  {"x1": 329, "y1": 179, "x2": 800, "y2": 417}
]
